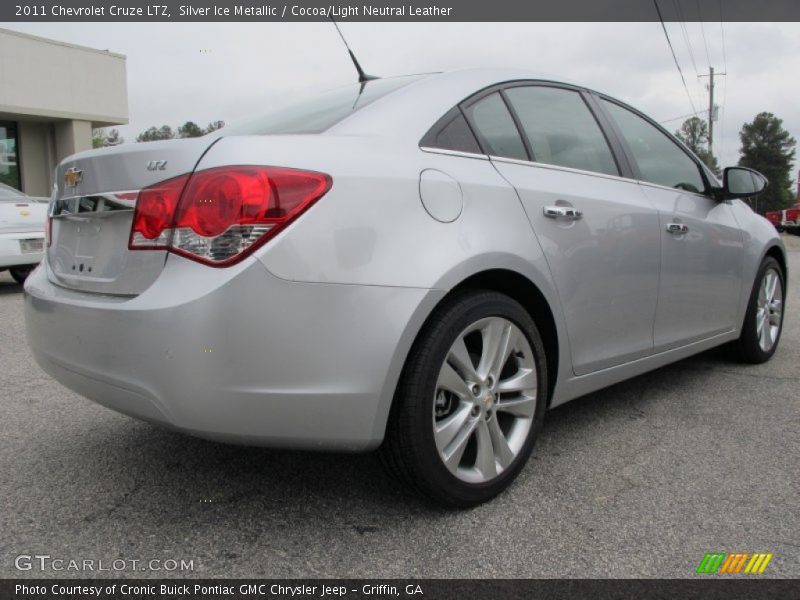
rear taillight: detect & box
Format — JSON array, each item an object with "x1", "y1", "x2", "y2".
[{"x1": 129, "y1": 166, "x2": 331, "y2": 266}]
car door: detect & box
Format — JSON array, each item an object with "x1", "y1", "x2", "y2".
[
  {"x1": 598, "y1": 98, "x2": 745, "y2": 351},
  {"x1": 462, "y1": 85, "x2": 662, "y2": 376}
]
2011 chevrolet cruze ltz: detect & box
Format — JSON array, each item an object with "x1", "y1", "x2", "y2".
[{"x1": 24, "y1": 69, "x2": 786, "y2": 506}]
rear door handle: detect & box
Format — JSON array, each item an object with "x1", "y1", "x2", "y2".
[
  {"x1": 666, "y1": 223, "x2": 689, "y2": 234},
  {"x1": 543, "y1": 206, "x2": 583, "y2": 220}
]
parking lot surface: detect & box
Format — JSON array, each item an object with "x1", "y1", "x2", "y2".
[{"x1": 1, "y1": 244, "x2": 798, "y2": 578}]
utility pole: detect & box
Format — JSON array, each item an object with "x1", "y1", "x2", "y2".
[
  {"x1": 707, "y1": 66, "x2": 715, "y2": 155},
  {"x1": 698, "y1": 67, "x2": 726, "y2": 157}
]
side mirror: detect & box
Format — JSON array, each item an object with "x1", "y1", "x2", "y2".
[{"x1": 721, "y1": 167, "x2": 768, "y2": 200}]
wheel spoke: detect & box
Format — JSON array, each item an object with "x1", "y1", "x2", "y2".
[
  {"x1": 474, "y1": 420, "x2": 497, "y2": 479},
  {"x1": 756, "y1": 309, "x2": 765, "y2": 335},
  {"x1": 765, "y1": 272, "x2": 777, "y2": 303},
  {"x1": 759, "y1": 314, "x2": 771, "y2": 350},
  {"x1": 478, "y1": 319, "x2": 513, "y2": 380},
  {"x1": 434, "y1": 402, "x2": 473, "y2": 454},
  {"x1": 487, "y1": 416, "x2": 514, "y2": 469},
  {"x1": 443, "y1": 429, "x2": 474, "y2": 471},
  {"x1": 495, "y1": 395, "x2": 537, "y2": 418},
  {"x1": 447, "y1": 336, "x2": 479, "y2": 383},
  {"x1": 497, "y1": 368, "x2": 537, "y2": 394},
  {"x1": 437, "y1": 362, "x2": 472, "y2": 399}
]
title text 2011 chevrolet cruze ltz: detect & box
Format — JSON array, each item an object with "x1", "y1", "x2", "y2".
[{"x1": 24, "y1": 69, "x2": 786, "y2": 506}]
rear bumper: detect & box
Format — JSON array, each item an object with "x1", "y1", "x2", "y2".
[
  {"x1": 0, "y1": 231, "x2": 44, "y2": 268},
  {"x1": 24, "y1": 256, "x2": 440, "y2": 450}
]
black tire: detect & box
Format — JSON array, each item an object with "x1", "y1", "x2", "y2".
[
  {"x1": 733, "y1": 256, "x2": 785, "y2": 364},
  {"x1": 9, "y1": 266, "x2": 34, "y2": 285},
  {"x1": 380, "y1": 290, "x2": 548, "y2": 507}
]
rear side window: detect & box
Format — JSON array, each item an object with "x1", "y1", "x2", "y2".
[
  {"x1": 421, "y1": 110, "x2": 482, "y2": 154},
  {"x1": 504, "y1": 86, "x2": 619, "y2": 176},
  {"x1": 601, "y1": 99, "x2": 706, "y2": 193},
  {"x1": 224, "y1": 75, "x2": 425, "y2": 135},
  {"x1": 463, "y1": 92, "x2": 528, "y2": 161}
]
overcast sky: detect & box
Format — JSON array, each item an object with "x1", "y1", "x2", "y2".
[{"x1": 3, "y1": 21, "x2": 799, "y2": 180}]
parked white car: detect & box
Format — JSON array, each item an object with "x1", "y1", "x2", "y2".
[{"x1": 0, "y1": 183, "x2": 49, "y2": 284}]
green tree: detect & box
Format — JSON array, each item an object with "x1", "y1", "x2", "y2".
[
  {"x1": 204, "y1": 120, "x2": 225, "y2": 134},
  {"x1": 136, "y1": 125, "x2": 174, "y2": 142},
  {"x1": 738, "y1": 112, "x2": 797, "y2": 214},
  {"x1": 675, "y1": 117, "x2": 720, "y2": 177},
  {"x1": 92, "y1": 129, "x2": 108, "y2": 149},
  {"x1": 177, "y1": 121, "x2": 204, "y2": 138},
  {"x1": 675, "y1": 117, "x2": 708, "y2": 152}
]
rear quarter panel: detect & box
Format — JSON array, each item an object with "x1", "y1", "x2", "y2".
[
  {"x1": 195, "y1": 135, "x2": 558, "y2": 291},
  {"x1": 195, "y1": 134, "x2": 572, "y2": 417}
]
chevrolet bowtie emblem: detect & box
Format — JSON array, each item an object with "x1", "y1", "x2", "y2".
[{"x1": 64, "y1": 167, "x2": 83, "y2": 187}]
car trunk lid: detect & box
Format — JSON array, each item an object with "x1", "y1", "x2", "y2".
[{"x1": 48, "y1": 137, "x2": 218, "y2": 295}]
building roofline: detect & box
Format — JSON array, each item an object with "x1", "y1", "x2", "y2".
[
  {"x1": 0, "y1": 26, "x2": 126, "y2": 60},
  {"x1": 0, "y1": 104, "x2": 128, "y2": 127}
]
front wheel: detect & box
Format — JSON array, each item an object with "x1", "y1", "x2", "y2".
[
  {"x1": 381, "y1": 291, "x2": 548, "y2": 507},
  {"x1": 733, "y1": 256, "x2": 785, "y2": 363}
]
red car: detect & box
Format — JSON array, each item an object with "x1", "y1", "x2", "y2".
[{"x1": 765, "y1": 206, "x2": 800, "y2": 234}]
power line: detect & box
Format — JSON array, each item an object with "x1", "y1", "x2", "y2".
[
  {"x1": 673, "y1": 0, "x2": 699, "y2": 76},
  {"x1": 653, "y1": 0, "x2": 698, "y2": 115},
  {"x1": 696, "y1": 0, "x2": 712, "y2": 67},
  {"x1": 718, "y1": 0, "x2": 729, "y2": 160},
  {"x1": 719, "y1": 0, "x2": 728, "y2": 72},
  {"x1": 660, "y1": 108, "x2": 710, "y2": 125}
]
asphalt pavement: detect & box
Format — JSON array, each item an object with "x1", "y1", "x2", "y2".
[{"x1": 1, "y1": 245, "x2": 798, "y2": 579}]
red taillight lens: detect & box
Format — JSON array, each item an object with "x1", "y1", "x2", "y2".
[
  {"x1": 129, "y1": 174, "x2": 189, "y2": 249},
  {"x1": 129, "y1": 166, "x2": 331, "y2": 266}
]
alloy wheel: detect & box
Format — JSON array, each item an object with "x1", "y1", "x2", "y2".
[
  {"x1": 432, "y1": 317, "x2": 537, "y2": 483},
  {"x1": 755, "y1": 267, "x2": 783, "y2": 353}
]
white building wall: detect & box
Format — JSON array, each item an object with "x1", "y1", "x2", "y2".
[
  {"x1": 0, "y1": 28, "x2": 128, "y2": 125},
  {"x1": 0, "y1": 28, "x2": 128, "y2": 197},
  {"x1": 18, "y1": 121, "x2": 54, "y2": 197}
]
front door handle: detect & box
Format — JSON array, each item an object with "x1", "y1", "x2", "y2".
[
  {"x1": 666, "y1": 222, "x2": 689, "y2": 234},
  {"x1": 543, "y1": 206, "x2": 583, "y2": 220}
]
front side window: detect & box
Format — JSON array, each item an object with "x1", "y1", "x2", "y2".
[
  {"x1": 504, "y1": 86, "x2": 619, "y2": 176},
  {"x1": 462, "y1": 92, "x2": 528, "y2": 161},
  {"x1": 601, "y1": 99, "x2": 706, "y2": 193}
]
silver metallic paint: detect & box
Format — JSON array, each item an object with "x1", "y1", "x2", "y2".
[{"x1": 24, "y1": 69, "x2": 786, "y2": 449}]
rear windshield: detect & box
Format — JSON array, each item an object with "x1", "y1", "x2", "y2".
[{"x1": 223, "y1": 75, "x2": 426, "y2": 136}]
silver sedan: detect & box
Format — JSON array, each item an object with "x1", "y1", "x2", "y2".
[{"x1": 24, "y1": 69, "x2": 786, "y2": 506}]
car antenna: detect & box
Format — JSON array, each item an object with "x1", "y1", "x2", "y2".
[{"x1": 329, "y1": 17, "x2": 379, "y2": 85}]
